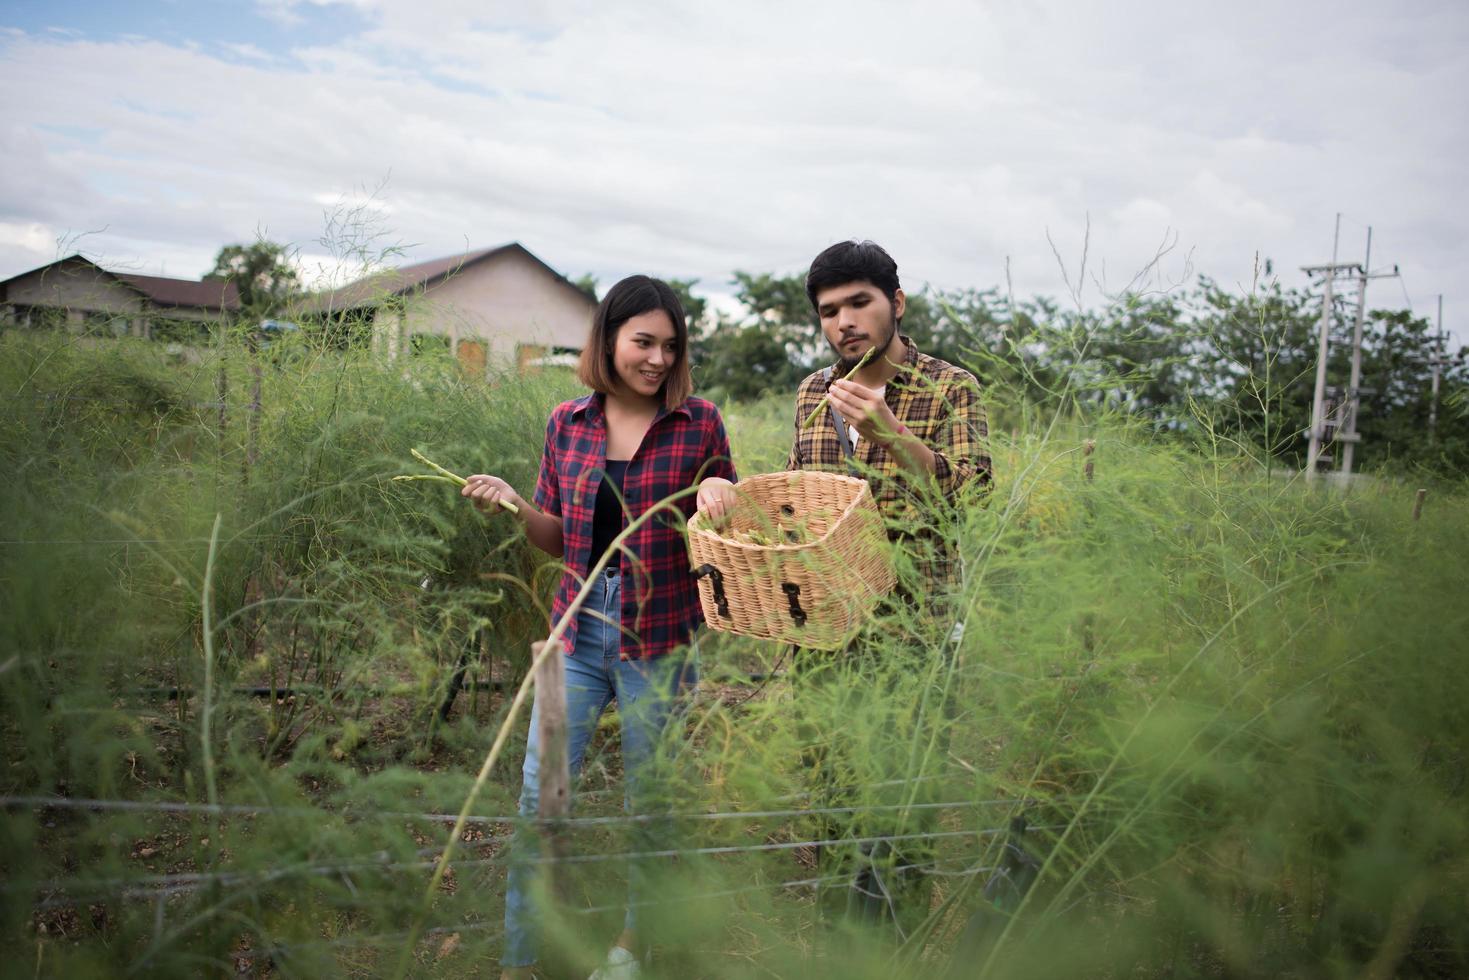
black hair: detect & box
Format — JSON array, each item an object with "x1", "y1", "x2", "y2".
[
  {"x1": 804, "y1": 240, "x2": 902, "y2": 311},
  {"x1": 577, "y1": 274, "x2": 693, "y2": 408}
]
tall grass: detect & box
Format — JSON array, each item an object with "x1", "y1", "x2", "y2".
[{"x1": 1, "y1": 319, "x2": 1466, "y2": 978}]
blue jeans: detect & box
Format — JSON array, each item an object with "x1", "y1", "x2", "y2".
[{"x1": 502, "y1": 568, "x2": 697, "y2": 968}]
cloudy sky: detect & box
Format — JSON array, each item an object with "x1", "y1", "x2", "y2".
[{"x1": 1, "y1": 0, "x2": 1464, "y2": 339}]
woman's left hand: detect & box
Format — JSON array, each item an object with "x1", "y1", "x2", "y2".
[{"x1": 697, "y1": 477, "x2": 737, "y2": 525}]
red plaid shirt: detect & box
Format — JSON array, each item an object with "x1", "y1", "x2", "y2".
[{"x1": 534, "y1": 393, "x2": 738, "y2": 660}]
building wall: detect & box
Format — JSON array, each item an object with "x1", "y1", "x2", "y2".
[
  {"x1": 397, "y1": 249, "x2": 595, "y2": 368},
  {"x1": 3, "y1": 259, "x2": 146, "y2": 334},
  {"x1": 2, "y1": 259, "x2": 225, "y2": 340}
]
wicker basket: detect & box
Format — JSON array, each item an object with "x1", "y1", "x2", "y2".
[{"x1": 686, "y1": 471, "x2": 895, "y2": 650}]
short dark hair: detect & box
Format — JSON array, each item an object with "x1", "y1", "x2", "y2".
[
  {"x1": 805, "y1": 240, "x2": 902, "y2": 311},
  {"x1": 577, "y1": 275, "x2": 693, "y2": 409}
]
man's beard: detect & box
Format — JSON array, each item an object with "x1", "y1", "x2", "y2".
[{"x1": 833, "y1": 312, "x2": 898, "y2": 372}]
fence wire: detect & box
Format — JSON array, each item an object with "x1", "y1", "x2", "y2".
[
  {"x1": 222, "y1": 852, "x2": 995, "y2": 969},
  {"x1": 11, "y1": 804, "x2": 1051, "y2": 908},
  {"x1": 3, "y1": 791, "x2": 1030, "y2": 830}
]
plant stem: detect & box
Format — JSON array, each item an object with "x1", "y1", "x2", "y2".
[
  {"x1": 389, "y1": 485, "x2": 701, "y2": 979},
  {"x1": 802, "y1": 344, "x2": 880, "y2": 429},
  {"x1": 406, "y1": 448, "x2": 519, "y2": 513},
  {"x1": 200, "y1": 513, "x2": 222, "y2": 808}
]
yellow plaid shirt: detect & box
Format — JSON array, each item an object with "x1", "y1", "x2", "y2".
[{"x1": 786, "y1": 337, "x2": 990, "y2": 592}]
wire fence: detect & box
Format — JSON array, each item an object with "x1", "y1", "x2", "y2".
[
  {"x1": 19, "y1": 825, "x2": 1019, "y2": 909},
  {"x1": 3, "y1": 790, "x2": 1026, "y2": 830},
  {"x1": 221, "y1": 852, "x2": 999, "y2": 970},
  {"x1": 42, "y1": 841, "x2": 1012, "y2": 977},
  {"x1": 8, "y1": 791, "x2": 1054, "y2": 919}
]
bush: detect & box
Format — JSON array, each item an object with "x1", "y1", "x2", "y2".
[{"x1": 2, "y1": 329, "x2": 1467, "y2": 978}]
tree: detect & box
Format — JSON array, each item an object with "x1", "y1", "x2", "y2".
[
  {"x1": 731, "y1": 271, "x2": 811, "y2": 329},
  {"x1": 903, "y1": 286, "x2": 1009, "y2": 374},
  {"x1": 571, "y1": 273, "x2": 598, "y2": 301},
  {"x1": 206, "y1": 241, "x2": 302, "y2": 317},
  {"x1": 1073, "y1": 292, "x2": 1195, "y2": 415},
  {"x1": 673, "y1": 262, "x2": 1469, "y2": 474},
  {"x1": 666, "y1": 278, "x2": 708, "y2": 332},
  {"x1": 1346, "y1": 309, "x2": 1469, "y2": 473},
  {"x1": 689, "y1": 272, "x2": 816, "y2": 402}
]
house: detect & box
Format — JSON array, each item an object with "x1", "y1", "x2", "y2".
[
  {"x1": 296, "y1": 242, "x2": 597, "y2": 377},
  {"x1": 0, "y1": 254, "x2": 239, "y2": 342}
]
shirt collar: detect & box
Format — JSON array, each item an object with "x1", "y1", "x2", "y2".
[
  {"x1": 568, "y1": 391, "x2": 694, "y2": 422},
  {"x1": 825, "y1": 334, "x2": 921, "y2": 388}
]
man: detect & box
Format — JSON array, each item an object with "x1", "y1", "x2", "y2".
[
  {"x1": 790, "y1": 238, "x2": 989, "y2": 594},
  {"x1": 787, "y1": 239, "x2": 991, "y2": 939}
]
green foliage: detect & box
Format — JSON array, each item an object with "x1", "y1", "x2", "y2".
[
  {"x1": 206, "y1": 240, "x2": 304, "y2": 318},
  {"x1": 731, "y1": 270, "x2": 811, "y2": 328},
  {"x1": 3, "y1": 275, "x2": 1468, "y2": 978},
  {"x1": 565, "y1": 274, "x2": 703, "y2": 326},
  {"x1": 944, "y1": 273, "x2": 1468, "y2": 475},
  {"x1": 665, "y1": 277, "x2": 707, "y2": 331},
  {"x1": 692, "y1": 318, "x2": 813, "y2": 403},
  {"x1": 570, "y1": 272, "x2": 599, "y2": 302},
  {"x1": 690, "y1": 271, "x2": 815, "y2": 402}
]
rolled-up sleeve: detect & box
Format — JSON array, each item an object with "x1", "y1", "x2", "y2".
[
  {"x1": 532, "y1": 414, "x2": 562, "y2": 517},
  {"x1": 703, "y1": 410, "x2": 739, "y2": 484}
]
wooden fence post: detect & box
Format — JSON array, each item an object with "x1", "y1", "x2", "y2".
[
  {"x1": 1413, "y1": 488, "x2": 1427, "y2": 522},
  {"x1": 532, "y1": 638, "x2": 569, "y2": 902}
]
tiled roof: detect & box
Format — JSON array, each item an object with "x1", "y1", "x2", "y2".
[
  {"x1": 0, "y1": 254, "x2": 240, "y2": 312},
  {"x1": 114, "y1": 272, "x2": 240, "y2": 310},
  {"x1": 295, "y1": 247, "x2": 502, "y2": 314},
  {"x1": 295, "y1": 243, "x2": 593, "y2": 315}
]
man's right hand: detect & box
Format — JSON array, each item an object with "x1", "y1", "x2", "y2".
[{"x1": 462, "y1": 474, "x2": 523, "y2": 516}]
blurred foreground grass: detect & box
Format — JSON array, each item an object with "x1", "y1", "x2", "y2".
[{"x1": 1, "y1": 330, "x2": 1465, "y2": 978}]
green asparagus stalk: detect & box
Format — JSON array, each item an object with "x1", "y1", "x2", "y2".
[
  {"x1": 391, "y1": 474, "x2": 459, "y2": 486},
  {"x1": 398, "y1": 448, "x2": 519, "y2": 514},
  {"x1": 801, "y1": 343, "x2": 880, "y2": 430}
]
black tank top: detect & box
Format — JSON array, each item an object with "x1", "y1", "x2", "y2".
[{"x1": 588, "y1": 459, "x2": 630, "y2": 571}]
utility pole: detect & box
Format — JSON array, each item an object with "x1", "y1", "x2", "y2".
[
  {"x1": 1303, "y1": 214, "x2": 1360, "y2": 484},
  {"x1": 1429, "y1": 294, "x2": 1443, "y2": 440},
  {"x1": 1337, "y1": 228, "x2": 1400, "y2": 478}
]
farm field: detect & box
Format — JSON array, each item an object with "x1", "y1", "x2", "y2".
[{"x1": 2, "y1": 330, "x2": 1467, "y2": 979}]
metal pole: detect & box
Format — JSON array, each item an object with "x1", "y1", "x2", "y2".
[
  {"x1": 1306, "y1": 270, "x2": 1336, "y2": 483},
  {"x1": 1339, "y1": 229, "x2": 1372, "y2": 477},
  {"x1": 1429, "y1": 294, "x2": 1443, "y2": 439},
  {"x1": 1306, "y1": 214, "x2": 1343, "y2": 484}
]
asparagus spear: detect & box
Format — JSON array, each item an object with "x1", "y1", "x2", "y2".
[
  {"x1": 395, "y1": 448, "x2": 520, "y2": 514},
  {"x1": 801, "y1": 343, "x2": 880, "y2": 430}
]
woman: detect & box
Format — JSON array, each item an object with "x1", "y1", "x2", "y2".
[{"x1": 462, "y1": 275, "x2": 737, "y2": 980}]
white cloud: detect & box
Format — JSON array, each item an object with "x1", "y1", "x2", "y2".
[
  {"x1": 0, "y1": 1, "x2": 1464, "y2": 345},
  {"x1": 252, "y1": 0, "x2": 373, "y2": 28},
  {"x1": 0, "y1": 221, "x2": 60, "y2": 257},
  {"x1": 221, "y1": 42, "x2": 273, "y2": 62}
]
